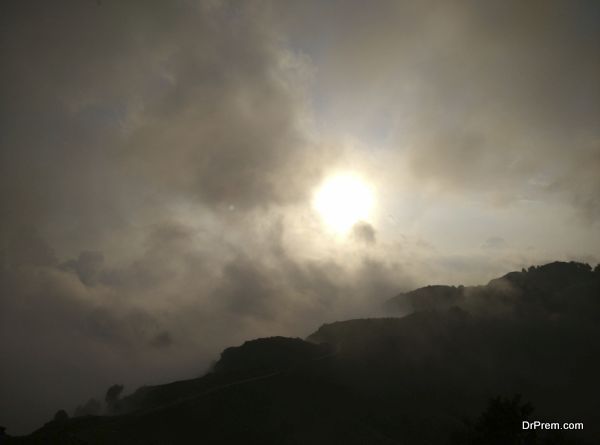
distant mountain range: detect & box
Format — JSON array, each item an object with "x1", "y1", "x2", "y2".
[{"x1": 5, "y1": 261, "x2": 599, "y2": 444}]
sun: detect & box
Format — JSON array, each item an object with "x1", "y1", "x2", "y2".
[{"x1": 313, "y1": 173, "x2": 374, "y2": 234}]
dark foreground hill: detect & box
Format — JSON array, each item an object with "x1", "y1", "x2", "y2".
[{"x1": 5, "y1": 262, "x2": 599, "y2": 444}]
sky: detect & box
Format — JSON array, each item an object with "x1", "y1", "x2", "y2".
[{"x1": 1, "y1": 0, "x2": 599, "y2": 434}]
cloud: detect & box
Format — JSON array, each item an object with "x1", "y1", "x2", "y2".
[
  {"x1": 1, "y1": 0, "x2": 599, "y2": 436},
  {"x1": 0, "y1": 0, "x2": 336, "y2": 433},
  {"x1": 481, "y1": 237, "x2": 508, "y2": 251},
  {"x1": 277, "y1": 0, "x2": 600, "y2": 220},
  {"x1": 61, "y1": 251, "x2": 105, "y2": 286},
  {"x1": 0, "y1": 219, "x2": 408, "y2": 433},
  {"x1": 150, "y1": 331, "x2": 173, "y2": 349},
  {"x1": 0, "y1": 0, "x2": 335, "y2": 256},
  {"x1": 352, "y1": 222, "x2": 376, "y2": 244}
]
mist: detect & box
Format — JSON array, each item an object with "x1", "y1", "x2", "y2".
[{"x1": 1, "y1": 0, "x2": 599, "y2": 435}]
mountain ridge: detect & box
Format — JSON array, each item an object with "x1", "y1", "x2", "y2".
[{"x1": 4, "y1": 261, "x2": 598, "y2": 444}]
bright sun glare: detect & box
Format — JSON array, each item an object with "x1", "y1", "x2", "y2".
[{"x1": 313, "y1": 173, "x2": 374, "y2": 234}]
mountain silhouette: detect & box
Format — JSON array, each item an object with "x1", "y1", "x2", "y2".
[
  {"x1": 385, "y1": 261, "x2": 599, "y2": 320},
  {"x1": 5, "y1": 261, "x2": 599, "y2": 444}
]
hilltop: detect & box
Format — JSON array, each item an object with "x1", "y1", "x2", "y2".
[{"x1": 5, "y1": 261, "x2": 599, "y2": 444}]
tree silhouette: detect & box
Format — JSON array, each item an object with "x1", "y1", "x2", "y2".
[
  {"x1": 105, "y1": 384, "x2": 124, "y2": 414},
  {"x1": 52, "y1": 410, "x2": 68, "y2": 422},
  {"x1": 450, "y1": 395, "x2": 537, "y2": 445}
]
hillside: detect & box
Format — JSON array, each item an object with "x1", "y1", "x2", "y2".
[
  {"x1": 385, "y1": 261, "x2": 600, "y2": 319},
  {"x1": 5, "y1": 261, "x2": 599, "y2": 444}
]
